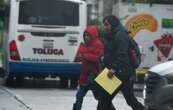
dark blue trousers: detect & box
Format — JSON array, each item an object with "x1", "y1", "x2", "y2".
[{"x1": 73, "y1": 74, "x2": 98, "y2": 110}]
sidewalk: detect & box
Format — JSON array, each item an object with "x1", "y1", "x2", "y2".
[
  {"x1": 0, "y1": 78, "x2": 31, "y2": 110},
  {"x1": 0, "y1": 86, "x2": 32, "y2": 110}
]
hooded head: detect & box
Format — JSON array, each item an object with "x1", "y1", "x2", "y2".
[
  {"x1": 83, "y1": 25, "x2": 99, "y2": 44},
  {"x1": 103, "y1": 15, "x2": 120, "y2": 32}
]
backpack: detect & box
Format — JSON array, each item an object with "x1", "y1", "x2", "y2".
[{"x1": 128, "y1": 36, "x2": 141, "y2": 69}]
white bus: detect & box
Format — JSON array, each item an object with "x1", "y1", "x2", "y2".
[{"x1": 4, "y1": 0, "x2": 87, "y2": 87}]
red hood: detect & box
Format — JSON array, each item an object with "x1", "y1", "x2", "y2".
[{"x1": 85, "y1": 25, "x2": 99, "y2": 40}]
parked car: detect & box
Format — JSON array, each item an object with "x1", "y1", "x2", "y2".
[{"x1": 143, "y1": 60, "x2": 173, "y2": 110}]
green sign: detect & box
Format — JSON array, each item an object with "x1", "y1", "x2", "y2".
[{"x1": 162, "y1": 19, "x2": 173, "y2": 28}]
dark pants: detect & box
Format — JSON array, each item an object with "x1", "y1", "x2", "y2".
[
  {"x1": 73, "y1": 74, "x2": 98, "y2": 110},
  {"x1": 96, "y1": 85, "x2": 116, "y2": 110},
  {"x1": 120, "y1": 76, "x2": 144, "y2": 110},
  {"x1": 73, "y1": 85, "x2": 89, "y2": 110},
  {"x1": 97, "y1": 76, "x2": 144, "y2": 110}
]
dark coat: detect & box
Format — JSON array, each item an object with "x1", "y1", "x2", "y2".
[{"x1": 103, "y1": 25, "x2": 132, "y2": 77}]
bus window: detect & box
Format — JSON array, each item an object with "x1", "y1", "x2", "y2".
[{"x1": 19, "y1": 0, "x2": 79, "y2": 26}]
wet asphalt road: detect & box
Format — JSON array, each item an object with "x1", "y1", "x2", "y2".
[{"x1": 0, "y1": 78, "x2": 144, "y2": 110}]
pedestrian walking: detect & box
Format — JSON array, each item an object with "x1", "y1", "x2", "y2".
[
  {"x1": 96, "y1": 15, "x2": 144, "y2": 110},
  {"x1": 73, "y1": 25, "x2": 104, "y2": 110}
]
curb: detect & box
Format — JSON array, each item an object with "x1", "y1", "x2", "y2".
[{"x1": 0, "y1": 86, "x2": 33, "y2": 110}]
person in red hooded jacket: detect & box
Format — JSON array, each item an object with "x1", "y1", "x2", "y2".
[{"x1": 73, "y1": 25, "x2": 104, "y2": 110}]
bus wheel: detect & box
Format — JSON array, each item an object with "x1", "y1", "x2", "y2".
[
  {"x1": 59, "y1": 76, "x2": 68, "y2": 88},
  {"x1": 15, "y1": 76, "x2": 24, "y2": 86},
  {"x1": 6, "y1": 76, "x2": 14, "y2": 86},
  {"x1": 70, "y1": 77, "x2": 78, "y2": 89}
]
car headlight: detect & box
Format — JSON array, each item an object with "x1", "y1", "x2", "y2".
[
  {"x1": 145, "y1": 71, "x2": 163, "y2": 94},
  {"x1": 144, "y1": 71, "x2": 172, "y2": 110},
  {"x1": 165, "y1": 74, "x2": 173, "y2": 84}
]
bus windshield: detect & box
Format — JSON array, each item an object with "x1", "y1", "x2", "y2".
[{"x1": 18, "y1": 0, "x2": 79, "y2": 26}]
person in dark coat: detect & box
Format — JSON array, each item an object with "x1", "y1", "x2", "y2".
[
  {"x1": 73, "y1": 25, "x2": 104, "y2": 110},
  {"x1": 96, "y1": 15, "x2": 144, "y2": 110}
]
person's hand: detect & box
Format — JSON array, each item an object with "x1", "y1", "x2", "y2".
[
  {"x1": 107, "y1": 69, "x2": 115, "y2": 79},
  {"x1": 76, "y1": 53, "x2": 83, "y2": 62},
  {"x1": 78, "y1": 53, "x2": 83, "y2": 58}
]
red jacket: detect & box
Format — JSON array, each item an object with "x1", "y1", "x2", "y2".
[{"x1": 78, "y1": 25, "x2": 104, "y2": 86}]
